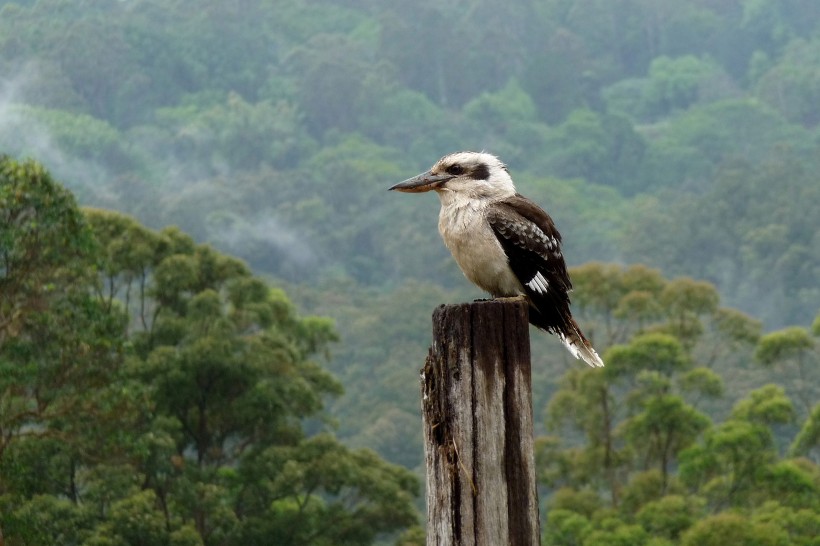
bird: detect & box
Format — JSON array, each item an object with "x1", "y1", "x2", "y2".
[{"x1": 389, "y1": 151, "x2": 603, "y2": 368}]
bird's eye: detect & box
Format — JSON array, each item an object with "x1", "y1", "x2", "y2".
[{"x1": 446, "y1": 164, "x2": 464, "y2": 176}]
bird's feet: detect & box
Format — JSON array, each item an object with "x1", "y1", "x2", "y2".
[
  {"x1": 472, "y1": 295, "x2": 527, "y2": 303},
  {"x1": 493, "y1": 295, "x2": 528, "y2": 303}
]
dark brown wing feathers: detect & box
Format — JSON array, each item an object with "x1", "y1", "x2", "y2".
[{"x1": 487, "y1": 194, "x2": 574, "y2": 333}]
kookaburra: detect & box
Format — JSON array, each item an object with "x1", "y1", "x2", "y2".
[{"x1": 389, "y1": 151, "x2": 603, "y2": 368}]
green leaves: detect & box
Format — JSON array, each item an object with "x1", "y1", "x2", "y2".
[
  {"x1": 540, "y1": 264, "x2": 820, "y2": 545},
  {"x1": 235, "y1": 435, "x2": 419, "y2": 545},
  {"x1": 101, "y1": 209, "x2": 415, "y2": 546},
  {"x1": 607, "y1": 334, "x2": 690, "y2": 377},
  {"x1": 730, "y1": 384, "x2": 795, "y2": 426},
  {"x1": 3, "y1": 1, "x2": 820, "y2": 543},
  {"x1": 789, "y1": 402, "x2": 820, "y2": 459},
  {"x1": 754, "y1": 325, "x2": 819, "y2": 412},
  {"x1": 0, "y1": 162, "x2": 419, "y2": 545},
  {"x1": 0, "y1": 156, "x2": 94, "y2": 339},
  {"x1": 754, "y1": 36, "x2": 820, "y2": 126},
  {"x1": 756, "y1": 327, "x2": 815, "y2": 365},
  {"x1": 680, "y1": 512, "x2": 788, "y2": 546},
  {"x1": 635, "y1": 495, "x2": 701, "y2": 541}
]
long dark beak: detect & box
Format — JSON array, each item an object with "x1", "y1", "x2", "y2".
[{"x1": 388, "y1": 171, "x2": 454, "y2": 193}]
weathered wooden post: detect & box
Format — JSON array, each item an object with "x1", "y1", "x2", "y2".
[{"x1": 421, "y1": 299, "x2": 540, "y2": 546}]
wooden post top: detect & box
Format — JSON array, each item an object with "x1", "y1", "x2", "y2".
[{"x1": 422, "y1": 298, "x2": 540, "y2": 546}]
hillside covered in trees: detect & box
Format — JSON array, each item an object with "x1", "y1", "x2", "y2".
[
  {"x1": 1, "y1": 156, "x2": 421, "y2": 545},
  {"x1": 1, "y1": 0, "x2": 820, "y2": 544}
]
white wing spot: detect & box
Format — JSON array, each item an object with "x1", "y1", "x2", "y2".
[{"x1": 526, "y1": 272, "x2": 549, "y2": 294}]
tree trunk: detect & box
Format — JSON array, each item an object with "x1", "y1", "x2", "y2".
[{"x1": 421, "y1": 299, "x2": 540, "y2": 546}]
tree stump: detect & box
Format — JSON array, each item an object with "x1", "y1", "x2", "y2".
[{"x1": 421, "y1": 299, "x2": 540, "y2": 546}]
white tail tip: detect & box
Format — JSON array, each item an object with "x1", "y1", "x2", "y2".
[{"x1": 558, "y1": 324, "x2": 604, "y2": 368}]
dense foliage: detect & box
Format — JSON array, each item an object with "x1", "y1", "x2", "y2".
[
  {"x1": 1, "y1": 0, "x2": 818, "y2": 325},
  {"x1": 539, "y1": 263, "x2": 820, "y2": 545},
  {"x1": 0, "y1": 156, "x2": 419, "y2": 545},
  {"x1": 1, "y1": 0, "x2": 819, "y2": 544}
]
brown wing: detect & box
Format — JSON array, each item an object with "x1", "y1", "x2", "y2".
[{"x1": 487, "y1": 194, "x2": 573, "y2": 332}]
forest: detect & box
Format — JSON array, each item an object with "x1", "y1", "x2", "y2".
[{"x1": 0, "y1": 0, "x2": 819, "y2": 544}]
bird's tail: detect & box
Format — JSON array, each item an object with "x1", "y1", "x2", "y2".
[{"x1": 558, "y1": 318, "x2": 604, "y2": 368}]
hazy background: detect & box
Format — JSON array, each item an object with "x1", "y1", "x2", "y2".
[{"x1": 2, "y1": 0, "x2": 819, "y2": 473}]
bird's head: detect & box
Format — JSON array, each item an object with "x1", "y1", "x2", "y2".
[{"x1": 389, "y1": 151, "x2": 515, "y2": 201}]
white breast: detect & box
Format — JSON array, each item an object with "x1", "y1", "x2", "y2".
[{"x1": 437, "y1": 194, "x2": 524, "y2": 297}]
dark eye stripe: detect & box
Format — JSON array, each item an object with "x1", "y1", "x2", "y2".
[
  {"x1": 444, "y1": 163, "x2": 490, "y2": 180},
  {"x1": 472, "y1": 163, "x2": 490, "y2": 180}
]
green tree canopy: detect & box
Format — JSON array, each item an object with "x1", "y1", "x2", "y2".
[{"x1": 0, "y1": 158, "x2": 419, "y2": 545}]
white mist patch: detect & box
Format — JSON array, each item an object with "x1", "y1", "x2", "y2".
[
  {"x1": 0, "y1": 63, "x2": 118, "y2": 208},
  {"x1": 208, "y1": 212, "x2": 317, "y2": 270},
  {"x1": 1, "y1": 64, "x2": 316, "y2": 280}
]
